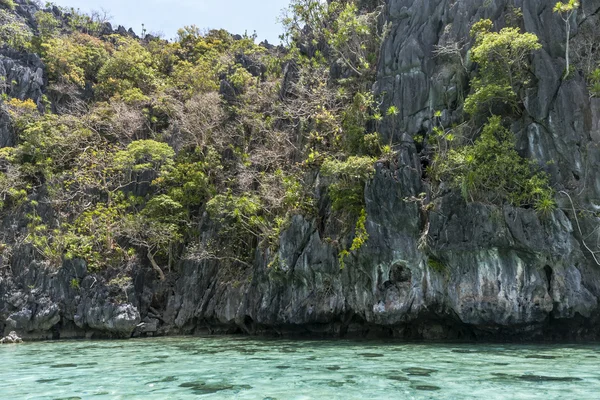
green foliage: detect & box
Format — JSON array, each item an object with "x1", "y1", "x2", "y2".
[
  {"x1": 141, "y1": 194, "x2": 185, "y2": 221},
  {"x1": 0, "y1": 9, "x2": 33, "y2": 50},
  {"x1": 206, "y1": 191, "x2": 266, "y2": 261},
  {"x1": 120, "y1": 88, "x2": 149, "y2": 105},
  {"x1": 350, "y1": 208, "x2": 369, "y2": 252},
  {"x1": 276, "y1": 169, "x2": 313, "y2": 213},
  {"x1": 321, "y1": 155, "x2": 374, "y2": 268},
  {"x1": 5, "y1": 98, "x2": 39, "y2": 131},
  {"x1": 321, "y1": 156, "x2": 375, "y2": 215},
  {"x1": 589, "y1": 68, "x2": 600, "y2": 97},
  {"x1": 342, "y1": 91, "x2": 382, "y2": 155},
  {"x1": 113, "y1": 140, "x2": 175, "y2": 173},
  {"x1": 431, "y1": 116, "x2": 555, "y2": 210},
  {"x1": 25, "y1": 209, "x2": 65, "y2": 265},
  {"x1": 465, "y1": 20, "x2": 541, "y2": 116},
  {"x1": 108, "y1": 275, "x2": 132, "y2": 288},
  {"x1": 553, "y1": 0, "x2": 579, "y2": 76},
  {"x1": 59, "y1": 6, "x2": 104, "y2": 36},
  {"x1": 0, "y1": 2, "x2": 384, "y2": 274},
  {"x1": 70, "y1": 278, "x2": 80, "y2": 289},
  {"x1": 63, "y1": 202, "x2": 128, "y2": 271},
  {"x1": 34, "y1": 10, "x2": 60, "y2": 39},
  {"x1": 464, "y1": 83, "x2": 516, "y2": 116},
  {"x1": 229, "y1": 66, "x2": 255, "y2": 91},
  {"x1": 176, "y1": 27, "x2": 233, "y2": 62},
  {"x1": 42, "y1": 33, "x2": 110, "y2": 88},
  {"x1": 325, "y1": 2, "x2": 374, "y2": 74},
  {"x1": 337, "y1": 207, "x2": 370, "y2": 269},
  {"x1": 154, "y1": 150, "x2": 218, "y2": 209},
  {"x1": 0, "y1": 0, "x2": 15, "y2": 10},
  {"x1": 170, "y1": 27, "x2": 261, "y2": 98},
  {"x1": 97, "y1": 37, "x2": 161, "y2": 98},
  {"x1": 207, "y1": 191, "x2": 265, "y2": 235},
  {"x1": 0, "y1": 167, "x2": 28, "y2": 210},
  {"x1": 427, "y1": 258, "x2": 447, "y2": 273},
  {"x1": 386, "y1": 106, "x2": 399, "y2": 117},
  {"x1": 282, "y1": 0, "x2": 383, "y2": 77},
  {"x1": 11, "y1": 114, "x2": 94, "y2": 178},
  {"x1": 553, "y1": 0, "x2": 580, "y2": 14},
  {"x1": 171, "y1": 59, "x2": 219, "y2": 97},
  {"x1": 338, "y1": 249, "x2": 350, "y2": 270},
  {"x1": 123, "y1": 195, "x2": 184, "y2": 258}
]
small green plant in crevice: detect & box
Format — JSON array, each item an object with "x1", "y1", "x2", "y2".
[
  {"x1": 350, "y1": 208, "x2": 369, "y2": 252},
  {"x1": 338, "y1": 249, "x2": 350, "y2": 270},
  {"x1": 338, "y1": 207, "x2": 369, "y2": 269},
  {"x1": 70, "y1": 278, "x2": 80, "y2": 289},
  {"x1": 589, "y1": 68, "x2": 600, "y2": 97},
  {"x1": 320, "y1": 155, "x2": 375, "y2": 216},
  {"x1": 267, "y1": 253, "x2": 284, "y2": 270},
  {"x1": 108, "y1": 276, "x2": 132, "y2": 288},
  {"x1": 427, "y1": 257, "x2": 447, "y2": 273}
]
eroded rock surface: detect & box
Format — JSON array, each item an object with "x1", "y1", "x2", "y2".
[
  {"x1": 1, "y1": 0, "x2": 600, "y2": 341},
  {"x1": 0, "y1": 331, "x2": 22, "y2": 344}
]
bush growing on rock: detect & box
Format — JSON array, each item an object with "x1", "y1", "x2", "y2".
[
  {"x1": 0, "y1": 9, "x2": 33, "y2": 50},
  {"x1": 41, "y1": 33, "x2": 111, "y2": 88},
  {"x1": 431, "y1": 116, "x2": 554, "y2": 211},
  {"x1": 465, "y1": 19, "x2": 541, "y2": 117},
  {"x1": 96, "y1": 36, "x2": 162, "y2": 98},
  {"x1": 0, "y1": 0, "x2": 16, "y2": 11}
]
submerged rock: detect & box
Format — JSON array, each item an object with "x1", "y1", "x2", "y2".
[
  {"x1": 414, "y1": 385, "x2": 442, "y2": 391},
  {"x1": 403, "y1": 367, "x2": 437, "y2": 377}
]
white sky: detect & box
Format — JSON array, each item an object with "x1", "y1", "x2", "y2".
[{"x1": 51, "y1": 0, "x2": 290, "y2": 43}]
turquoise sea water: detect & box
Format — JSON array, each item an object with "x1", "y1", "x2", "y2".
[{"x1": 1, "y1": 336, "x2": 599, "y2": 399}]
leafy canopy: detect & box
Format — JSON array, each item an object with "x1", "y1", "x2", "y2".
[
  {"x1": 432, "y1": 116, "x2": 554, "y2": 211},
  {"x1": 465, "y1": 19, "x2": 541, "y2": 116}
]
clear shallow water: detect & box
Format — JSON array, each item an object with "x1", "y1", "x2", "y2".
[{"x1": 1, "y1": 337, "x2": 599, "y2": 399}]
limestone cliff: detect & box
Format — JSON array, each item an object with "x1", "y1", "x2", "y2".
[{"x1": 1, "y1": 0, "x2": 600, "y2": 340}]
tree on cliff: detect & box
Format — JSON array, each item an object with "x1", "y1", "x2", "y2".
[
  {"x1": 430, "y1": 18, "x2": 554, "y2": 214},
  {"x1": 465, "y1": 19, "x2": 541, "y2": 116},
  {"x1": 553, "y1": 0, "x2": 580, "y2": 76}
]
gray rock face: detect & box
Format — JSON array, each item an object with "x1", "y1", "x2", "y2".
[
  {"x1": 147, "y1": 0, "x2": 599, "y2": 340},
  {"x1": 0, "y1": 49, "x2": 45, "y2": 108},
  {"x1": 0, "y1": 47, "x2": 46, "y2": 148},
  {"x1": 0, "y1": 331, "x2": 22, "y2": 344},
  {"x1": 0, "y1": 251, "x2": 141, "y2": 339},
  {"x1": 2, "y1": 0, "x2": 600, "y2": 341}
]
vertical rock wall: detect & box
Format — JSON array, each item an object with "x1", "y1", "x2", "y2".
[{"x1": 2, "y1": 0, "x2": 600, "y2": 340}]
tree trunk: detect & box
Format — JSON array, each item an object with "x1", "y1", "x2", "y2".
[
  {"x1": 168, "y1": 242, "x2": 173, "y2": 273},
  {"x1": 565, "y1": 19, "x2": 570, "y2": 75},
  {"x1": 147, "y1": 250, "x2": 165, "y2": 281}
]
